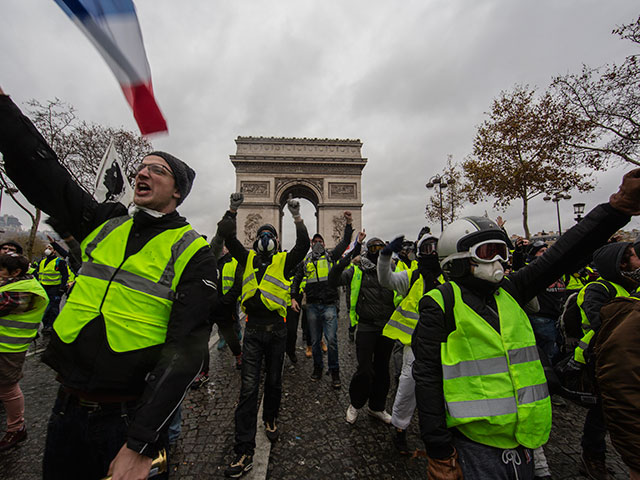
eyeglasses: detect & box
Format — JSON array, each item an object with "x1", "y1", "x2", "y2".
[
  {"x1": 469, "y1": 240, "x2": 509, "y2": 263},
  {"x1": 135, "y1": 162, "x2": 174, "y2": 177}
]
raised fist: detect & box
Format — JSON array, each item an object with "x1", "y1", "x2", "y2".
[
  {"x1": 344, "y1": 211, "x2": 353, "y2": 224},
  {"x1": 382, "y1": 235, "x2": 404, "y2": 256},
  {"x1": 287, "y1": 198, "x2": 301, "y2": 218},
  {"x1": 229, "y1": 193, "x2": 244, "y2": 211}
]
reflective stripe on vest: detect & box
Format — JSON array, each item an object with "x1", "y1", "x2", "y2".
[
  {"x1": 54, "y1": 216, "x2": 208, "y2": 353},
  {"x1": 383, "y1": 272, "x2": 421, "y2": 344},
  {"x1": 574, "y1": 279, "x2": 628, "y2": 364},
  {"x1": 427, "y1": 282, "x2": 551, "y2": 450},
  {"x1": 240, "y1": 251, "x2": 291, "y2": 317},
  {"x1": 349, "y1": 266, "x2": 362, "y2": 327},
  {"x1": 221, "y1": 258, "x2": 239, "y2": 295},
  {"x1": 304, "y1": 256, "x2": 332, "y2": 284},
  {"x1": 38, "y1": 258, "x2": 62, "y2": 286},
  {"x1": 0, "y1": 278, "x2": 49, "y2": 353}
]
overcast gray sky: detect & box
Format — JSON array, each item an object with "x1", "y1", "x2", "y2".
[{"x1": 1, "y1": 0, "x2": 638, "y2": 248}]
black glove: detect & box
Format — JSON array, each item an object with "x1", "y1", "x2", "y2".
[
  {"x1": 216, "y1": 215, "x2": 236, "y2": 239},
  {"x1": 382, "y1": 235, "x2": 404, "y2": 256}
]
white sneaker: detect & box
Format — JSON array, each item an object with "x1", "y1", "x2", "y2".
[
  {"x1": 367, "y1": 408, "x2": 392, "y2": 424},
  {"x1": 346, "y1": 404, "x2": 359, "y2": 424}
]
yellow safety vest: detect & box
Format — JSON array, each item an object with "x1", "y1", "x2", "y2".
[
  {"x1": 221, "y1": 258, "x2": 239, "y2": 295},
  {"x1": 38, "y1": 257, "x2": 62, "y2": 286},
  {"x1": 0, "y1": 278, "x2": 49, "y2": 353},
  {"x1": 349, "y1": 266, "x2": 363, "y2": 327},
  {"x1": 55, "y1": 216, "x2": 208, "y2": 353},
  {"x1": 574, "y1": 279, "x2": 628, "y2": 364},
  {"x1": 383, "y1": 273, "x2": 443, "y2": 345},
  {"x1": 427, "y1": 282, "x2": 551, "y2": 449},
  {"x1": 304, "y1": 255, "x2": 332, "y2": 285},
  {"x1": 241, "y1": 251, "x2": 291, "y2": 318}
]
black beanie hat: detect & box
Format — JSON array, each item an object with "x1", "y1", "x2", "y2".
[{"x1": 147, "y1": 151, "x2": 195, "y2": 205}]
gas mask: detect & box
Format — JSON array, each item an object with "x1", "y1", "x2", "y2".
[
  {"x1": 256, "y1": 231, "x2": 277, "y2": 254},
  {"x1": 471, "y1": 260, "x2": 504, "y2": 284},
  {"x1": 311, "y1": 242, "x2": 324, "y2": 257}
]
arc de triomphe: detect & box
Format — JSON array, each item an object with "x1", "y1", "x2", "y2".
[{"x1": 231, "y1": 136, "x2": 367, "y2": 247}]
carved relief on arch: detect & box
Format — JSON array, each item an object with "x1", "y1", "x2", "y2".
[
  {"x1": 244, "y1": 213, "x2": 263, "y2": 244},
  {"x1": 274, "y1": 178, "x2": 323, "y2": 203},
  {"x1": 332, "y1": 214, "x2": 347, "y2": 245}
]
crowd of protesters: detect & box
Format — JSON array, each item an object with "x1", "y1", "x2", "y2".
[{"x1": 0, "y1": 87, "x2": 639, "y2": 480}]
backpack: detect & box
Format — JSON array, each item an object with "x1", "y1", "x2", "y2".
[{"x1": 557, "y1": 281, "x2": 617, "y2": 354}]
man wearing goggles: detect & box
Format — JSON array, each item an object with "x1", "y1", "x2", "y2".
[{"x1": 412, "y1": 169, "x2": 640, "y2": 480}]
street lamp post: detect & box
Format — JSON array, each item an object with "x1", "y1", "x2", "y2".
[
  {"x1": 543, "y1": 192, "x2": 572, "y2": 235},
  {"x1": 573, "y1": 203, "x2": 586, "y2": 223},
  {"x1": 426, "y1": 174, "x2": 453, "y2": 232}
]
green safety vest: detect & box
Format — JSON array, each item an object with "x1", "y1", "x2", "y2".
[
  {"x1": 383, "y1": 273, "x2": 444, "y2": 345},
  {"x1": 427, "y1": 282, "x2": 551, "y2": 449},
  {"x1": 0, "y1": 278, "x2": 49, "y2": 353},
  {"x1": 304, "y1": 255, "x2": 332, "y2": 285},
  {"x1": 55, "y1": 216, "x2": 208, "y2": 353},
  {"x1": 574, "y1": 279, "x2": 628, "y2": 364},
  {"x1": 349, "y1": 265, "x2": 363, "y2": 327},
  {"x1": 221, "y1": 258, "x2": 239, "y2": 295},
  {"x1": 241, "y1": 251, "x2": 291, "y2": 318},
  {"x1": 564, "y1": 272, "x2": 586, "y2": 291},
  {"x1": 38, "y1": 257, "x2": 62, "y2": 286}
]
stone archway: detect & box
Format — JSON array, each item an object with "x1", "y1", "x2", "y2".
[{"x1": 230, "y1": 136, "x2": 367, "y2": 247}]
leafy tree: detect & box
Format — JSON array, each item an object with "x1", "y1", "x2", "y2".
[
  {"x1": 425, "y1": 155, "x2": 466, "y2": 228},
  {"x1": 552, "y1": 15, "x2": 640, "y2": 167},
  {"x1": 463, "y1": 85, "x2": 599, "y2": 238}
]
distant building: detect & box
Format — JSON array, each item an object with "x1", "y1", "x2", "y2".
[{"x1": 0, "y1": 214, "x2": 22, "y2": 232}]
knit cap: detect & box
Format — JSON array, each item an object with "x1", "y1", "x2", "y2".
[{"x1": 147, "y1": 151, "x2": 195, "y2": 205}]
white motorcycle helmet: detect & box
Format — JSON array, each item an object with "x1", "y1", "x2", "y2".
[{"x1": 438, "y1": 216, "x2": 510, "y2": 279}]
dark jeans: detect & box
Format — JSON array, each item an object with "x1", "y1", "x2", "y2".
[
  {"x1": 454, "y1": 432, "x2": 534, "y2": 480},
  {"x1": 349, "y1": 328, "x2": 394, "y2": 411},
  {"x1": 286, "y1": 306, "x2": 301, "y2": 357},
  {"x1": 43, "y1": 388, "x2": 168, "y2": 480},
  {"x1": 582, "y1": 402, "x2": 607, "y2": 459},
  {"x1": 42, "y1": 286, "x2": 62, "y2": 329},
  {"x1": 529, "y1": 315, "x2": 559, "y2": 363},
  {"x1": 307, "y1": 303, "x2": 339, "y2": 371},
  {"x1": 234, "y1": 325, "x2": 287, "y2": 455}
]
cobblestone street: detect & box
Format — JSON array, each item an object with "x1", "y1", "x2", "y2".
[{"x1": 0, "y1": 295, "x2": 630, "y2": 479}]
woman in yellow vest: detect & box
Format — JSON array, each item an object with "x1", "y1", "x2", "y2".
[
  {"x1": 0, "y1": 253, "x2": 48, "y2": 451},
  {"x1": 413, "y1": 175, "x2": 640, "y2": 480}
]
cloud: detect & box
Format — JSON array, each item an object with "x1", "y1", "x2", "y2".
[{"x1": 1, "y1": 0, "x2": 638, "y2": 245}]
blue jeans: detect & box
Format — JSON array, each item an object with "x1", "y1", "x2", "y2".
[
  {"x1": 528, "y1": 315, "x2": 559, "y2": 363},
  {"x1": 43, "y1": 388, "x2": 168, "y2": 480},
  {"x1": 306, "y1": 304, "x2": 339, "y2": 371},
  {"x1": 234, "y1": 325, "x2": 286, "y2": 455}
]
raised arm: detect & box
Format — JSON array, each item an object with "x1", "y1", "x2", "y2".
[
  {"x1": 0, "y1": 91, "x2": 118, "y2": 241},
  {"x1": 378, "y1": 235, "x2": 411, "y2": 295}
]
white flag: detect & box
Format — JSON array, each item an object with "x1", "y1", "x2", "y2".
[{"x1": 94, "y1": 138, "x2": 134, "y2": 206}]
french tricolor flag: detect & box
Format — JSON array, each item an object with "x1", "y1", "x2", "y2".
[{"x1": 54, "y1": 0, "x2": 168, "y2": 135}]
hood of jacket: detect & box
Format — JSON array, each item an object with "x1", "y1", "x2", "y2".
[{"x1": 592, "y1": 242, "x2": 631, "y2": 285}]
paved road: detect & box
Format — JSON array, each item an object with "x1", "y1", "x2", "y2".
[{"x1": 0, "y1": 295, "x2": 631, "y2": 479}]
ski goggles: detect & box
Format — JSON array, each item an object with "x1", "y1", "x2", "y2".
[
  {"x1": 468, "y1": 240, "x2": 510, "y2": 263},
  {"x1": 419, "y1": 240, "x2": 437, "y2": 256},
  {"x1": 367, "y1": 243, "x2": 385, "y2": 253}
]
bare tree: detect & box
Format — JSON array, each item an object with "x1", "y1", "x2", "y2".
[
  {"x1": 425, "y1": 155, "x2": 466, "y2": 227},
  {"x1": 552, "y1": 15, "x2": 640, "y2": 167}
]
